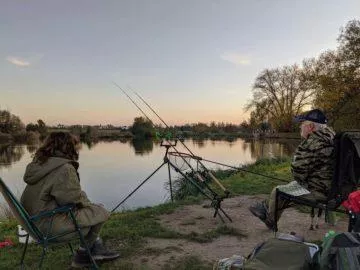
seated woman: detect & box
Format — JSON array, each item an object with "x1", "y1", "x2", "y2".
[{"x1": 20, "y1": 132, "x2": 120, "y2": 268}]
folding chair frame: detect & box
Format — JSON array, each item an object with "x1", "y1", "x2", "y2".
[
  {"x1": 274, "y1": 189, "x2": 353, "y2": 234},
  {"x1": 0, "y1": 177, "x2": 98, "y2": 269},
  {"x1": 274, "y1": 131, "x2": 360, "y2": 234}
]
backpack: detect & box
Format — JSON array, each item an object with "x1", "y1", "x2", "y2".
[
  {"x1": 316, "y1": 232, "x2": 360, "y2": 270},
  {"x1": 328, "y1": 131, "x2": 360, "y2": 204},
  {"x1": 342, "y1": 190, "x2": 360, "y2": 213},
  {"x1": 244, "y1": 233, "x2": 317, "y2": 270}
]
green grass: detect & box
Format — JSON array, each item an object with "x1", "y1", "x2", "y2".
[
  {"x1": 221, "y1": 157, "x2": 292, "y2": 195},
  {"x1": 0, "y1": 157, "x2": 292, "y2": 269},
  {"x1": 0, "y1": 198, "x2": 245, "y2": 269}
]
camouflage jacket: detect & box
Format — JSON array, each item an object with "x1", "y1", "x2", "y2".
[{"x1": 291, "y1": 126, "x2": 336, "y2": 197}]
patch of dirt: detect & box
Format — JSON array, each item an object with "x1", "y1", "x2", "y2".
[{"x1": 131, "y1": 195, "x2": 349, "y2": 269}]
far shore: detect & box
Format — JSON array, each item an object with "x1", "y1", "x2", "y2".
[{"x1": 0, "y1": 128, "x2": 301, "y2": 145}]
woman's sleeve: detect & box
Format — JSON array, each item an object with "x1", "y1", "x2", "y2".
[{"x1": 51, "y1": 164, "x2": 92, "y2": 207}]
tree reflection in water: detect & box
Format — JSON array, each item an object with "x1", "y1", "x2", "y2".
[
  {"x1": 192, "y1": 139, "x2": 206, "y2": 148},
  {"x1": 0, "y1": 144, "x2": 25, "y2": 169},
  {"x1": 83, "y1": 139, "x2": 100, "y2": 150},
  {"x1": 26, "y1": 144, "x2": 39, "y2": 154},
  {"x1": 0, "y1": 138, "x2": 300, "y2": 170},
  {"x1": 244, "y1": 138, "x2": 299, "y2": 160},
  {"x1": 130, "y1": 138, "x2": 154, "y2": 156}
]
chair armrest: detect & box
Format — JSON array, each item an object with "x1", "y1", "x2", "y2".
[{"x1": 29, "y1": 204, "x2": 76, "y2": 222}]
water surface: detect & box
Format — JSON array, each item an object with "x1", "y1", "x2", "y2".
[{"x1": 0, "y1": 138, "x2": 299, "y2": 212}]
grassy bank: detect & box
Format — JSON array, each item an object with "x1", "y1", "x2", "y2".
[
  {"x1": 0, "y1": 158, "x2": 291, "y2": 269},
  {"x1": 220, "y1": 158, "x2": 292, "y2": 194}
]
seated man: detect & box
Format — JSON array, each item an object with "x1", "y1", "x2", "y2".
[{"x1": 249, "y1": 109, "x2": 336, "y2": 229}]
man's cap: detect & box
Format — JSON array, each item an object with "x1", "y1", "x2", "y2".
[{"x1": 294, "y1": 109, "x2": 328, "y2": 124}]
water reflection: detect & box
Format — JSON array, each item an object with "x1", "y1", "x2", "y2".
[
  {"x1": 244, "y1": 138, "x2": 299, "y2": 160},
  {"x1": 0, "y1": 144, "x2": 25, "y2": 168},
  {"x1": 26, "y1": 144, "x2": 38, "y2": 154},
  {"x1": 192, "y1": 139, "x2": 206, "y2": 148},
  {"x1": 0, "y1": 138, "x2": 300, "y2": 169},
  {"x1": 0, "y1": 138, "x2": 300, "y2": 212},
  {"x1": 130, "y1": 138, "x2": 154, "y2": 155},
  {"x1": 83, "y1": 139, "x2": 100, "y2": 150}
]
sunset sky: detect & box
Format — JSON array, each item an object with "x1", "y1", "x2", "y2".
[{"x1": 1, "y1": 0, "x2": 359, "y2": 126}]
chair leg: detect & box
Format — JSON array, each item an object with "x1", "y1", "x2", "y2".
[
  {"x1": 20, "y1": 235, "x2": 29, "y2": 269},
  {"x1": 316, "y1": 208, "x2": 323, "y2": 229},
  {"x1": 310, "y1": 207, "x2": 315, "y2": 230},
  {"x1": 274, "y1": 189, "x2": 279, "y2": 235},
  {"x1": 39, "y1": 246, "x2": 47, "y2": 269},
  {"x1": 68, "y1": 243, "x2": 74, "y2": 255},
  {"x1": 69, "y1": 211, "x2": 98, "y2": 269},
  {"x1": 77, "y1": 231, "x2": 98, "y2": 270},
  {"x1": 348, "y1": 212, "x2": 355, "y2": 232}
]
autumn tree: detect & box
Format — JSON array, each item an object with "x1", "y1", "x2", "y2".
[
  {"x1": 306, "y1": 20, "x2": 360, "y2": 130},
  {"x1": 131, "y1": 117, "x2": 155, "y2": 138},
  {"x1": 246, "y1": 65, "x2": 314, "y2": 132},
  {"x1": 26, "y1": 119, "x2": 48, "y2": 135},
  {"x1": 0, "y1": 110, "x2": 25, "y2": 134}
]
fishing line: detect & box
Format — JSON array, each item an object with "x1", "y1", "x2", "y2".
[
  {"x1": 127, "y1": 85, "x2": 229, "y2": 194},
  {"x1": 112, "y1": 83, "x2": 227, "y2": 218},
  {"x1": 113, "y1": 83, "x2": 214, "y2": 191},
  {"x1": 197, "y1": 157, "x2": 290, "y2": 184},
  {"x1": 166, "y1": 151, "x2": 291, "y2": 184}
]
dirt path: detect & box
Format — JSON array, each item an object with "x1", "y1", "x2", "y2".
[{"x1": 130, "y1": 195, "x2": 349, "y2": 269}]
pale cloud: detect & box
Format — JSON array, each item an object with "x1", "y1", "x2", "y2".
[
  {"x1": 6, "y1": 56, "x2": 30, "y2": 67},
  {"x1": 221, "y1": 52, "x2": 251, "y2": 65}
]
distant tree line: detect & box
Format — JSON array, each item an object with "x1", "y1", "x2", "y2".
[
  {"x1": 26, "y1": 119, "x2": 48, "y2": 136},
  {"x1": 129, "y1": 116, "x2": 256, "y2": 140},
  {"x1": 0, "y1": 110, "x2": 24, "y2": 134},
  {"x1": 246, "y1": 20, "x2": 360, "y2": 132},
  {"x1": 0, "y1": 109, "x2": 44, "y2": 142}
]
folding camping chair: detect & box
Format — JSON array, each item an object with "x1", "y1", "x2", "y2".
[
  {"x1": 0, "y1": 177, "x2": 98, "y2": 269},
  {"x1": 273, "y1": 131, "x2": 360, "y2": 233}
]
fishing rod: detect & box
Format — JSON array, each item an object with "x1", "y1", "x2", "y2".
[
  {"x1": 110, "y1": 141, "x2": 232, "y2": 222},
  {"x1": 168, "y1": 151, "x2": 290, "y2": 184},
  {"x1": 113, "y1": 82, "x2": 208, "y2": 191},
  {"x1": 127, "y1": 85, "x2": 229, "y2": 196},
  {"x1": 113, "y1": 82, "x2": 231, "y2": 221}
]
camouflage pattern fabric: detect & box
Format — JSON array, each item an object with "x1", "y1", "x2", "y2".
[
  {"x1": 291, "y1": 126, "x2": 335, "y2": 197},
  {"x1": 276, "y1": 181, "x2": 310, "y2": 196}
]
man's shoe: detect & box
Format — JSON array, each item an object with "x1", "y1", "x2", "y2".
[
  {"x1": 91, "y1": 239, "x2": 120, "y2": 261},
  {"x1": 249, "y1": 201, "x2": 275, "y2": 230},
  {"x1": 71, "y1": 250, "x2": 91, "y2": 268},
  {"x1": 249, "y1": 202, "x2": 267, "y2": 221}
]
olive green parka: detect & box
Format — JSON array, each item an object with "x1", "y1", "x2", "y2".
[{"x1": 20, "y1": 156, "x2": 109, "y2": 237}]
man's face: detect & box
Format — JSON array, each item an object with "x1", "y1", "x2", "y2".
[{"x1": 300, "y1": 121, "x2": 315, "y2": 138}]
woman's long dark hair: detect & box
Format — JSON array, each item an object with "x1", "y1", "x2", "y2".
[{"x1": 34, "y1": 132, "x2": 80, "y2": 163}]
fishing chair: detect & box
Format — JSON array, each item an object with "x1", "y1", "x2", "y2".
[
  {"x1": 0, "y1": 177, "x2": 98, "y2": 269},
  {"x1": 273, "y1": 131, "x2": 360, "y2": 233}
]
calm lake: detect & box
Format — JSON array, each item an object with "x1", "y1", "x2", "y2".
[{"x1": 0, "y1": 138, "x2": 299, "y2": 212}]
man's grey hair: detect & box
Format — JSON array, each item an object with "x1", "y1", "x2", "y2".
[{"x1": 313, "y1": 122, "x2": 327, "y2": 131}]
